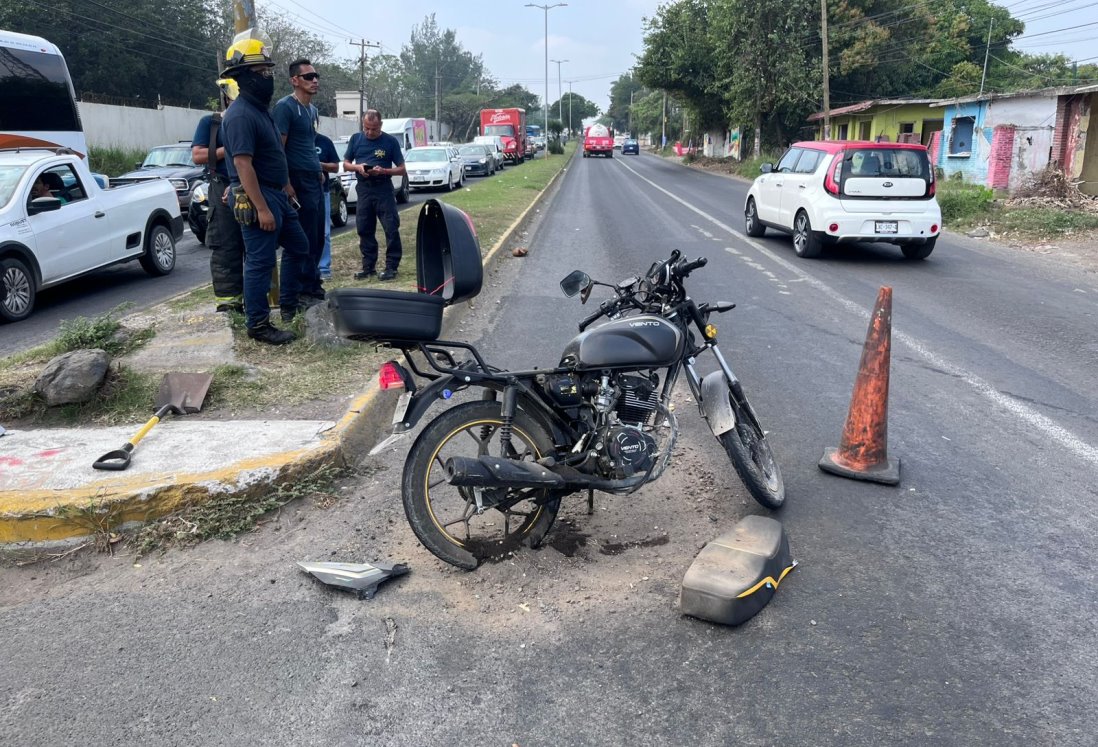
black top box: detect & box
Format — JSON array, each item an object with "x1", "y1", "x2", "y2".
[
  {"x1": 329, "y1": 200, "x2": 484, "y2": 343},
  {"x1": 416, "y1": 199, "x2": 483, "y2": 304}
]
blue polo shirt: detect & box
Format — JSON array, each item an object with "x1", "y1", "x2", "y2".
[
  {"x1": 344, "y1": 131, "x2": 404, "y2": 191},
  {"x1": 315, "y1": 133, "x2": 338, "y2": 188},
  {"x1": 192, "y1": 113, "x2": 228, "y2": 179},
  {"x1": 221, "y1": 95, "x2": 289, "y2": 189},
  {"x1": 272, "y1": 94, "x2": 321, "y2": 173}
]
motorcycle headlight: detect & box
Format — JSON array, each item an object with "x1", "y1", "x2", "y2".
[{"x1": 192, "y1": 183, "x2": 207, "y2": 203}]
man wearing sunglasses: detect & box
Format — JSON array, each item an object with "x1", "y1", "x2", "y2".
[{"x1": 273, "y1": 58, "x2": 326, "y2": 309}]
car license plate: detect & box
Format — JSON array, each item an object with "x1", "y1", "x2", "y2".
[
  {"x1": 411, "y1": 176, "x2": 426, "y2": 183},
  {"x1": 875, "y1": 220, "x2": 898, "y2": 234}
]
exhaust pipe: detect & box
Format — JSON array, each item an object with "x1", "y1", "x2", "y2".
[
  {"x1": 445, "y1": 456, "x2": 565, "y2": 489},
  {"x1": 444, "y1": 456, "x2": 648, "y2": 493}
]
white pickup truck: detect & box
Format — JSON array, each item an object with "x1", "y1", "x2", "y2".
[{"x1": 0, "y1": 149, "x2": 182, "y2": 322}]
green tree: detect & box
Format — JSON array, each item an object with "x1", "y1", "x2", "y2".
[
  {"x1": 549, "y1": 92, "x2": 599, "y2": 134},
  {"x1": 607, "y1": 73, "x2": 645, "y2": 133}
]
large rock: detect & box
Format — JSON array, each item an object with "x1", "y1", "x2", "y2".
[
  {"x1": 34, "y1": 349, "x2": 110, "y2": 406},
  {"x1": 304, "y1": 302, "x2": 351, "y2": 349}
]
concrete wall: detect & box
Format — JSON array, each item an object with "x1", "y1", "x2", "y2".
[
  {"x1": 938, "y1": 101, "x2": 989, "y2": 184},
  {"x1": 77, "y1": 101, "x2": 360, "y2": 151},
  {"x1": 871, "y1": 104, "x2": 942, "y2": 143}
]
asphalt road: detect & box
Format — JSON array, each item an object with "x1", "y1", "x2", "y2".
[{"x1": 2, "y1": 149, "x2": 1096, "y2": 745}]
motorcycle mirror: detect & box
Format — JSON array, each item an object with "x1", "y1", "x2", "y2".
[{"x1": 560, "y1": 270, "x2": 591, "y2": 298}]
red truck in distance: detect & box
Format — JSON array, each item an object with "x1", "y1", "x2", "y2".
[
  {"x1": 480, "y1": 108, "x2": 527, "y2": 164},
  {"x1": 583, "y1": 124, "x2": 614, "y2": 158}
]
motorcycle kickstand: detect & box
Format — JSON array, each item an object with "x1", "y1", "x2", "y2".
[{"x1": 587, "y1": 489, "x2": 594, "y2": 515}]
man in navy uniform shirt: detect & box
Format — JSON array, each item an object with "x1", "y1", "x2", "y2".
[
  {"x1": 342, "y1": 109, "x2": 406, "y2": 281},
  {"x1": 273, "y1": 58, "x2": 326, "y2": 302},
  {"x1": 191, "y1": 77, "x2": 245, "y2": 314},
  {"x1": 219, "y1": 30, "x2": 311, "y2": 345}
]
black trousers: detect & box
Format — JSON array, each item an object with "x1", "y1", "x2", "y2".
[{"x1": 355, "y1": 185, "x2": 402, "y2": 272}]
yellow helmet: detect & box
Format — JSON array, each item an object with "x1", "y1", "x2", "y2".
[
  {"x1": 222, "y1": 28, "x2": 273, "y2": 77},
  {"x1": 216, "y1": 77, "x2": 239, "y2": 101}
]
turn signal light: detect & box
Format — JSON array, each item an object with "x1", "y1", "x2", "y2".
[
  {"x1": 704, "y1": 324, "x2": 718, "y2": 339},
  {"x1": 378, "y1": 360, "x2": 409, "y2": 390}
]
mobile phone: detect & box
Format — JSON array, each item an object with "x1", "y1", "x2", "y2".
[{"x1": 290, "y1": 195, "x2": 302, "y2": 210}]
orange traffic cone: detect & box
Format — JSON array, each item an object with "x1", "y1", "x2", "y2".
[{"x1": 818, "y1": 286, "x2": 900, "y2": 485}]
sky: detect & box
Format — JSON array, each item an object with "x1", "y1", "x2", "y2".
[
  {"x1": 258, "y1": 0, "x2": 1098, "y2": 119},
  {"x1": 259, "y1": 0, "x2": 665, "y2": 115},
  {"x1": 999, "y1": 0, "x2": 1098, "y2": 75}
]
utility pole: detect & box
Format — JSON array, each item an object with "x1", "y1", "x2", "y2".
[
  {"x1": 661, "y1": 91, "x2": 667, "y2": 149},
  {"x1": 550, "y1": 58, "x2": 568, "y2": 131},
  {"x1": 567, "y1": 80, "x2": 573, "y2": 136},
  {"x1": 349, "y1": 38, "x2": 380, "y2": 121},
  {"x1": 232, "y1": 0, "x2": 256, "y2": 33},
  {"x1": 435, "y1": 63, "x2": 441, "y2": 140},
  {"x1": 979, "y1": 18, "x2": 994, "y2": 96},
  {"x1": 628, "y1": 89, "x2": 634, "y2": 136},
  {"x1": 821, "y1": 0, "x2": 830, "y2": 140}
]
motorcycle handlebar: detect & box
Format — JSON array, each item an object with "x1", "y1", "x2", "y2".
[
  {"x1": 676, "y1": 256, "x2": 708, "y2": 277},
  {"x1": 578, "y1": 301, "x2": 611, "y2": 332}
]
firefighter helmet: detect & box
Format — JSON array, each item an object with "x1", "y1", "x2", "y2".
[{"x1": 222, "y1": 28, "x2": 273, "y2": 77}]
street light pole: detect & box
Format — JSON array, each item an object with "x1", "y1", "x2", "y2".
[
  {"x1": 526, "y1": 3, "x2": 567, "y2": 150},
  {"x1": 550, "y1": 58, "x2": 568, "y2": 132}
]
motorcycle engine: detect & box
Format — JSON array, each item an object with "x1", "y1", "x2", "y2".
[{"x1": 601, "y1": 425, "x2": 658, "y2": 479}]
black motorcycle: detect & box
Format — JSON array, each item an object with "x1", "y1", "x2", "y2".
[{"x1": 336, "y1": 233, "x2": 785, "y2": 569}]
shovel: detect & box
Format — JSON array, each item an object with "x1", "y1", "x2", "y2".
[{"x1": 92, "y1": 372, "x2": 214, "y2": 471}]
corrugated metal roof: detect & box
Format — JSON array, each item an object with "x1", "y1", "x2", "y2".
[{"x1": 808, "y1": 98, "x2": 944, "y2": 122}]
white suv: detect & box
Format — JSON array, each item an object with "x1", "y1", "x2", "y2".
[{"x1": 744, "y1": 141, "x2": 941, "y2": 260}]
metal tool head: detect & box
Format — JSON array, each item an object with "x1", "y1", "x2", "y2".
[{"x1": 155, "y1": 373, "x2": 214, "y2": 414}]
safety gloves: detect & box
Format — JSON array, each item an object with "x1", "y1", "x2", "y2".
[{"x1": 232, "y1": 186, "x2": 256, "y2": 225}]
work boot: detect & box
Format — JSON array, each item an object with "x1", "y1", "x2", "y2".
[
  {"x1": 216, "y1": 301, "x2": 244, "y2": 313},
  {"x1": 378, "y1": 269, "x2": 397, "y2": 282},
  {"x1": 280, "y1": 306, "x2": 303, "y2": 323},
  {"x1": 353, "y1": 269, "x2": 376, "y2": 281},
  {"x1": 247, "y1": 321, "x2": 295, "y2": 345}
]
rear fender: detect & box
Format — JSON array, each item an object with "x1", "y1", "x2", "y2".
[{"x1": 700, "y1": 370, "x2": 736, "y2": 437}]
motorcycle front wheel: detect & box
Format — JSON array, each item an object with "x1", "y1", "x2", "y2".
[
  {"x1": 718, "y1": 389, "x2": 785, "y2": 510},
  {"x1": 401, "y1": 400, "x2": 561, "y2": 570}
]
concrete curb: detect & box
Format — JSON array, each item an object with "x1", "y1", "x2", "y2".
[{"x1": 0, "y1": 152, "x2": 573, "y2": 547}]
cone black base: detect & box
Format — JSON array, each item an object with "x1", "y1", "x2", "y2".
[{"x1": 818, "y1": 447, "x2": 900, "y2": 485}]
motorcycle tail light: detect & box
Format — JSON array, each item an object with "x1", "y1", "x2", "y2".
[{"x1": 378, "y1": 360, "x2": 410, "y2": 390}]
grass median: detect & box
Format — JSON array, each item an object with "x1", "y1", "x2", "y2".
[{"x1": 0, "y1": 145, "x2": 575, "y2": 426}]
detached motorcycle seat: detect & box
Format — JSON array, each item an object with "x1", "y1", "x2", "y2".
[{"x1": 679, "y1": 515, "x2": 796, "y2": 626}]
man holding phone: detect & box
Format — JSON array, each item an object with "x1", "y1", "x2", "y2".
[
  {"x1": 274, "y1": 58, "x2": 326, "y2": 304},
  {"x1": 342, "y1": 109, "x2": 406, "y2": 281}
]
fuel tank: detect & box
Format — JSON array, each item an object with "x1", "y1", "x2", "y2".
[{"x1": 560, "y1": 316, "x2": 683, "y2": 370}]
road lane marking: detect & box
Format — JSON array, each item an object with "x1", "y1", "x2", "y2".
[{"x1": 616, "y1": 157, "x2": 1098, "y2": 469}]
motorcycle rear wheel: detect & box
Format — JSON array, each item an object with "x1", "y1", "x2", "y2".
[
  {"x1": 718, "y1": 392, "x2": 785, "y2": 510},
  {"x1": 401, "y1": 400, "x2": 561, "y2": 569}
]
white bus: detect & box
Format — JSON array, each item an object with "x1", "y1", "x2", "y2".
[{"x1": 0, "y1": 29, "x2": 87, "y2": 156}]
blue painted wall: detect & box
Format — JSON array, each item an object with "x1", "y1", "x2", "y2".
[{"x1": 939, "y1": 101, "x2": 989, "y2": 184}]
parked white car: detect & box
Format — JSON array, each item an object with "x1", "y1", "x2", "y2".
[
  {"x1": 404, "y1": 146, "x2": 465, "y2": 191},
  {"x1": 334, "y1": 135, "x2": 411, "y2": 212},
  {"x1": 0, "y1": 149, "x2": 181, "y2": 322},
  {"x1": 744, "y1": 141, "x2": 941, "y2": 260}
]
